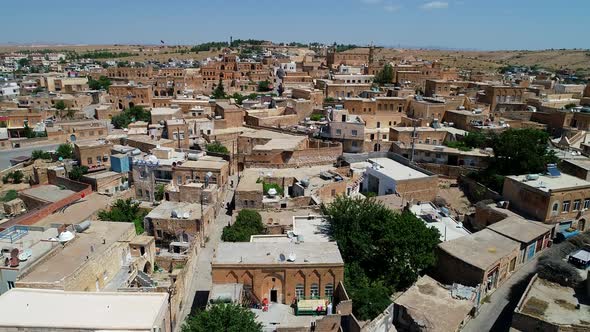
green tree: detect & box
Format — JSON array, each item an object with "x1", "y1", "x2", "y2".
[
  {"x1": 222, "y1": 209, "x2": 264, "y2": 242},
  {"x1": 56, "y1": 143, "x2": 74, "y2": 159},
  {"x1": 489, "y1": 128, "x2": 558, "y2": 176},
  {"x1": 206, "y1": 141, "x2": 229, "y2": 154},
  {"x1": 23, "y1": 123, "x2": 35, "y2": 138},
  {"x1": 88, "y1": 76, "x2": 112, "y2": 90},
  {"x1": 55, "y1": 100, "x2": 66, "y2": 111},
  {"x1": 111, "y1": 106, "x2": 150, "y2": 129},
  {"x1": 17, "y1": 58, "x2": 30, "y2": 68},
  {"x1": 98, "y1": 198, "x2": 147, "y2": 234},
  {"x1": 31, "y1": 150, "x2": 52, "y2": 160},
  {"x1": 321, "y1": 196, "x2": 440, "y2": 320},
  {"x1": 181, "y1": 303, "x2": 262, "y2": 332},
  {"x1": 1, "y1": 190, "x2": 18, "y2": 202},
  {"x1": 374, "y1": 64, "x2": 394, "y2": 85},
  {"x1": 257, "y1": 80, "x2": 272, "y2": 92},
  {"x1": 211, "y1": 78, "x2": 226, "y2": 99},
  {"x1": 462, "y1": 131, "x2": 489, "y2": 149},
  {"x1": 310, "y1": 114, "x2": 323, "y2": 121},
  {"x1": 68, "y1": 166, "x2": 88, "y2": 181}
]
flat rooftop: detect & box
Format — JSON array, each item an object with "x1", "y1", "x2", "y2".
[
  {"x1": 259, "y1": 208, "x2": 322, "y2": 227},
  {"x1": 410, "y1": 203, "x2": 470, "y2": 241},
  {"x1": 0, "y1": 288, "x2": 167, "y2": 330},
  {"x1": 395, "y1": 275, "x2": 474, "y2": 332},
  {"x1": 20, "y1": 185, "x2": 76, "y2": 203},
  {"x1": 74, "y1": 139, "x2": 112, "y2": 148},
  {"x1": 562, "y1": 158, "x2": 590, "y2": 171},
  {"x1": 0, "y1": 227, "x2": 59, "y2": 272},
  {"x1": 367, "y1": 157, "x2": 430, "y2": 181},
  {"x1": 397, "y1": 142, "x2": 491, "y2": 157},
  {"x1": 438, "y1": 229, "x2": 520, "y2": 271},
  {"x1": 82, "y1": 171, "x2": 121, "y2": 180},
  {"x1": 252, "y1": 303, "x2": 320, "y2": 329},
  {"x1": 151, "y1": 107, "x2": 181, "y2": 115},
  {"x1": 17, "y1": 221, "x2": 134, "y2": 285},
  {"x1": 213, "y1": 242, "x2": 343, "y2": 266},
  {"x1": 506, "y1": 173, "x2": 590, "y2": 192},
  {"x1": 177, "y1": 156, "x2": 228, "y2": 170},
  {"x1": 517, "y1": 275, "x2": 590, "y2": 327},
  {"x1": 146, "y1": 201, "x2": 205, "y2": 220},
  {"x1": 487, "y1": 216, "x2": 552, "y2": 244}
]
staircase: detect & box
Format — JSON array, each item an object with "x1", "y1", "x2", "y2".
[{"x1": 135, "y1": 270, "x2": 156, "y2": 287}]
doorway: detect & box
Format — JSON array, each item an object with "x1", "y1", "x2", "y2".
[{"x1": 270, "y1": 289, "x2": 278, "y2": 303}]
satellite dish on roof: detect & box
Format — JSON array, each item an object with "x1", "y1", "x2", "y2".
[
  {"x1": 58, "y1": 230, "x2": 75, "y2": 243},
  {"x1": 268, "y1": 188, "x2": 278, "y2": 197},
  {"x1": 287, "y1": 253, "x2": 296, "y2": 262},
  {"x1": 183, "y1": 211, "x2": 189, "y2": 219}
]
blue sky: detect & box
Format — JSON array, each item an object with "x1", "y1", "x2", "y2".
[{"x1": 2, "y1": 0, "x2": 589, "y2": 50}]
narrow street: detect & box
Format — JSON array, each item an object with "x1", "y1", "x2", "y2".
[
  {"x1": 174, "y1": 175, "x2": 237, "y2": 331},
  {"x1": 461, "y1": 257, "x2": 537, "y2": 332},
  {"x1": 462, "y1": 240, "x2": 571, "y2": 332}
]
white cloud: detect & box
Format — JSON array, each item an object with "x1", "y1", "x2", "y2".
[
  {"x1": 384, "y1": 3, "x2": 401, "y2": 12},
  {"x1": 361, "y1": 0, "x2": 382, "y2": 4},
  {"x1": 420, "y1": 1, "x2": 449, "y2": 10}
]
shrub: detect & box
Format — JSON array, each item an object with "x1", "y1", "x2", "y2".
[
  {"x1": 1, "y1": 190, "x2": 18, "y2": 202},
  {"x1": 2, "y1": 171, "x2": 24, "y2": 184},
  {"x1": 31, "y1": 150, "x2": 52, "y2": 160},
  {"x1": 310, "y1": 114, "x2": 323, "y2": 121},
  {"x1": 221, "y1": 209, "x2": 264, "y2": 242},
  {"x1": 206, "y1": 141, "x2": 229, "y2": 154},
  {"x1": 68, "y1": 166, "x2": 88, "y2": 181}
]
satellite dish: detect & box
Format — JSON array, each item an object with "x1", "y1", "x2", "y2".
[
  {"x1": 183, "y1": 211, "x2": 189, "y2": 219},
  {"x1": 58, "y1": 231, "x2": 75, "y2": 243},
  {"x1": 268, "y1": 188, "x2": 278, "y2": 196},
  {"x1": 279, "y1": 254, "x2": 286, "y2": 262},
  {"x1": 287, "y1": 253, "x2": 296, "y2": 262}
]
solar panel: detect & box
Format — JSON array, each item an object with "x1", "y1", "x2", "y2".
[{"x1": 547, "y1": 165, "x2": 561, "y2": 177}]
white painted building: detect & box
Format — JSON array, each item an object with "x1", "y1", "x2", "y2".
[{"x1": 0, "y1": 81, "x2": 19, "y2": 99}]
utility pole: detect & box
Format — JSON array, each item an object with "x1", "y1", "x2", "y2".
[{"x1": 410, "y1": 119, "x2": 417, "y2": 163}]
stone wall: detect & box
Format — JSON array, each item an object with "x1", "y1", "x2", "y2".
[{"x1": 395, "y1": 176, "x2": 438, "y2": 203}]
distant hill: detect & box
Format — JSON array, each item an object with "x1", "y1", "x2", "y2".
[{"x1": 367, "y1": 48, "x2": 590, "y2": 77}]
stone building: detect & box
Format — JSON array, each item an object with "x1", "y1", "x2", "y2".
[
  {"x1": 74, "y1": 139, "x2": 113, "y2": 171},
  {"x1": 502, "y1": 172, "x2": 590, "y2": 232},
  {"x1": 16, "y1": 221, "x2": 155, "y2": 291},
  {"x1": 108, "y1": 83, "x2": 152, "y2": 110},
  {"x1": 144, "y1": 201, "x2": 214, "y2": 247},
  {"x1": 436, "y1": 229, "x2": 520, "y2": 295},
  {"x1": 212, "y1": 241, "x2": 344, "y2": 305},
  {"x1": 477, "y1": 85, "x2": 526, "y2": 113},
  {"x1": 358, "y1": 157, "x2": 438, "y2": 202},
  {"x1": 171, "y1": 156, "x2": 229, "y2": 188}
]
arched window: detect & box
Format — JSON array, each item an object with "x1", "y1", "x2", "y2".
[
  {"x1": 310, "y1": 283, "x2": 319, "y2": 298},
  {"x1": 295, "y1": 284, "x2": 304, "y2": 298},
  {"x1": 324, "y1": 283, "x2": 334, "y2": 299},
  {"x1": 552, "y1": 202, "x2": 559, "y2": 212}
]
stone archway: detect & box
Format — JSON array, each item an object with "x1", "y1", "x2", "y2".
[
  {"x1": 143, "y1": 261, "x2": 152, "y2": 273},
  {"x1": 261, "y1": 273, "x2": 284, "y2": 304},
  {"x1": 578, "y1": 219, "x2": 586, "y2": 232},
  {"x1": 226, "y1": 271, "x2": 239, "y2": 283}
]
